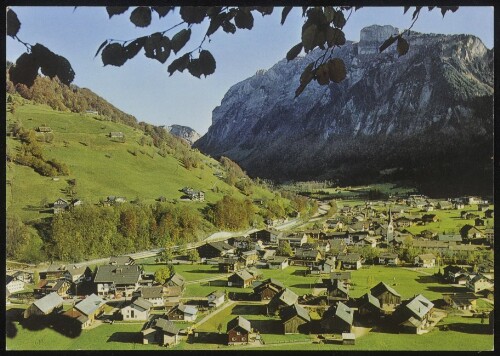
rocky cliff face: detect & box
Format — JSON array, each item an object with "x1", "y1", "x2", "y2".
[
  {"x1": 194, "y1": 25, "x2": 493, "y2": 196},
  {"x1": 167, "y1": 124, "x2": 201, "y2": 145}
]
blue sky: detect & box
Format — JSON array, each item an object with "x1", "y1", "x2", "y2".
[{"x1": 6, "y1": 6, "x2": 494, "y2": 135}]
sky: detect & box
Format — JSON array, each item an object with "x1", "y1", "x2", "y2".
[{"x1": 6, "y1": 6, "x2": 494, "y2": 135}]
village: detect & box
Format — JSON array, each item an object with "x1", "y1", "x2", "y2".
[{"x1": 6, "y1": 192, "x2": 494, "y2": 350}]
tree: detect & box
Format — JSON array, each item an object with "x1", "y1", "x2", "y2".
[
  {"x1": 154, "y1": 267, "x2": 172, "y2": 284},
  {"x1": 277, "y1": 240, "x2": 293, "y2": 257},
  {"x1": 33, "y1": 270, "x2": 40, "y2": 286},
  {"x1": 187, "y1": 249, "x2": 200, "y2": 263}
]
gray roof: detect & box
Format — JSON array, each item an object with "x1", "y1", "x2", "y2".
[
  {"x1": 132, "y1": 297, "x2": 153, "y2": 311},
  {"x1": 227, "y1": 316, "x2": 251, "y2": 332},
  {"x1": 370, "y1": 282, "x2": 401, "y2": 298},
  {"x1": 46, "y1": 264, "x2": 66, "y2": 272},
  {"x1": 253, "y1": 278, "x2": 285, "y2": 291},
  {"x1": 335, "y1": 301, "x2": 354, "y2": 325},
  {"x1": 269, "y1": 256, "x2": 288, "y2": 264},
  {"x1": 66, "y1": 265, "x2": 89, "y2": 277},
  {"x1": 33, "y1": 292, "x2": 64, "y2": 314},
  {"x1": 437, "y1": 234, "x2": 462, "y2": 242},
  {"x1": 279, "y1": 303, "x2": 311, "y2": 322},
  {"x1": 330, "y1": 272, "x2": 351, "y2": 280},
  {"x1": 233, "y1": 269, "x2": 254, "y2": 281},
  {"x1": 155, "y1": 317, "x2": 179, "y2": 334},
  {"x1": 140, "y1": 286, "x2": 163, "y2": 299},
  {"x1": 208, "y1": 290, "x2": 225, "y2": 298},
  {"x1": 94, "y1": 265, "x2": 141, "y2": 285},
  {"x1": 178, "y1": 304, "x2": 198, "y2": 315},
  {"x1": 404, "y1": 294, "x2": 434, "y2": 320},
  {"x1": 277, "y1": 288, "x2": 299, "y2": 306},
  {"x1": 167, "y1": 273, "x2": 185, "y2": 287},
  {"x1": 359, "y1": 293, "x2": 380, "y2": 309},
  {"x1": 75, "y1": 293, "x2": 105, "y2": 316},
  {"x1": 208, "y1": 241, "x2": 234, "y2": 252}
]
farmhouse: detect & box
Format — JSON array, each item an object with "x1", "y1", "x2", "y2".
[
  {"x1": 421, "y1": 214, "x2": 438, "y2": 223},
  {"x1": 277, "y1": 234, "x2": 307, "y2": 248},
  {"x1": 321, "y1": 301, "x2": 354, "y2": 334},
  {"x1": 109, "y1": 131, "x2": 124, "y2": 138},
  {"x1": 329, "y1": 271, "x2": 352, "y2": 285},
  {"x1": 65, "y1": 293, "x2": 106, "y2": 329},
  {"x1": 324, "y1": 279, "x2": 349, "y2": 303},
  {"x1": 437, "y1": 234, "x2": 462, "y2": 243},
  {"x1": 253, "y1": 278, "x2": 285, "y2": 301},
  {"x1": 239, "y1": 250, "x2": 259, "y2": 266},
  {"x1": 292, "y1": 248, "x2": 323, "y2": 266},
  {"x1": 466, "y1": 274, "x2": 494, "y2": 293},
  {"x1": 437, "y1": 201, "x2": 452, "y2": 210},
  {"x1": 308, "y1": 257, "x2": 336, "y2": 275},
  {"x1": 104, "y1": 196, "x2": 127, "y2": 206},
  {"x1": 94, "y1": 265, "x2": 142, "y2": 297},
  {"x1": 279, "y1": 303, "x2": 310, "y2": 334},
  {"x1": 121, "y1": 297, "x2": 153, "y2": 321},
  {"x1": 356, "y1": 293, "x2": 381, "y2": 319},
  {"x1": 227, "y1": 316, "x2": 251, "y2": 345},
  {"x1": 370, "y1": 282, "x2": 401, "y2": 311},
  {"x1": 228, "y1": 269, "x2": 257, "y2": 288},
  {"x1": 443, "y1": 265, "x2": 469, "y2": 284},
  {"x1": 65, "y1": 265, "x2": 92, "y2": 284},
  {"x1": 336, "y1": 253, "x2": 362, "y2": 270},
  {"x1": 109, "y1": 255, "x2": 135, "y2": 266},
  {"x1": 414, "y1": 254, "x2": 436, "y2": 268},
  {"x1": 207, "y1": 290, "x2": 225, "y2": 308},
  {"x1": 267, "y1": 256, "x2": 289, "y2": 270},
  {"x1": 53, "y1": 198, "x2": 69, "y2": 213},
  {"x1": 197, "y1": 241, "x2": 235, "y2": 259},
  {"x1": 40, "y1": 264, "x2": 68, "y2": 280},
  {"x1": 37, "y1": 126, "x2": 52, "y2": 132},
  {"x1": 443, "y1": 293, "x2": 477, "y2": 311},
  {"x1": 6, "y1": 274, "x2": 26, "y2": 294},
  {"x1": 136, "y1": 286, "x2": 164, "y2": 307},
  {"x1": 218, "y1": 258, "x2": 244, "y2": 273},
  {"x1": 377, "y1": 252, "x2": 400, "y2": 266},
  {"x1": 229, "y1": 236, "x2": 254, "y2": 250},
  {"x1": 34, "y1": 278, "x2": 71, "y2": 297},
  {"x1": 249, "y1": 229, "x2": 282, "y2": 244},
  {"x1": 142, "y1": 316, "x2": 180, "y2": 347},
  {"x1": 392, "y1": 294, "x2": 434, "y2": 334},
  {"x1": 267, "y1": 288, "x2": 299, "y2": 315},
  {"x1": 24, "y1": 292, "x2": 64, "y2": 318},
  {"x1": 163, "y1": 273, "x2": 185, "y2": 301},
  {"x1": 166, "y1": 304, "x2": 198, "y2": 322}
]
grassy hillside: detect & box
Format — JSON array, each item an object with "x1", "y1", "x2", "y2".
[{"x1": 6, "y1": 97, "x2": 275, "y2": 223}]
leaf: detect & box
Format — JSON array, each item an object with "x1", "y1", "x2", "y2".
[
  {"x1": 152, "y1": 6, "x2": 173, "y2": 18},
  {"x1": 199, "y1": 50, "x2": 216, "y2": 77},
  {"x1": 281, "y1": 6, "x2": 293, "y2": 25},
  {"x1": 222, "y1": 20, "x2": 236, "y2": 34},
  {"x1": 101, "y1": 43, "x2": 128, "y2": 67},
  {"x1": 300, "y1": 62, "x2": 315, "y2": 84},
  {"x1": 171, "y1": 29, "x2": 191, "y2": 54},
  {"x1": 94, "y1": 40, "x2": 109, "y2": 58},
  {"x1": 396, "y1": 36, "x2": 409, "y2": 57},
  {"x1": 301, "y1": 24, "x2": 317, "y2": 52},
  {"x1": 124, "y1": 37, "x2": 146, "y2": 59},
  {"x1": 7, "y1": 9, "x2": 21, "y2": 38},
  {"x1": 144, "y1": 33, "x2": 171, "y2": 63},
  {"x1": 326, "y1": 27, "x2": 346, "y2": 47},
  {"x1": 9, "y1": 52, "x2": 39, "y2": 87},
  {"x1": 256, "y1": 7, "x2": 273, "y2": 16},
  {"x1": 315, "y1": 64, "x2": 330, "y2": 85},
  {"x1": 379, "y1": 35, "x2": 398, "y2": 53},
  {"x1": 332, "y1": 10, "x2": 346, "y2": 29},
  {"x1": 180, "y1": 6, "x2": 208, "y2": 24},
  {"x1": 167, "y1": 53, "x2": 190, "y2": 76},
  {"x1": 428, "y1": 6, "x2": 435, "y2": 11},
  {"x1": 187, "y1": 58, "x2": 202, "y2": 78},
  {"x1": 234, "y1": 9, "x2": 254, "y2": 29},
  {"x1": 286, "y1": 43, "x2": 303, "y2": 61},
  {"x1": 315, "y1": 30, "x2": 326, "y2": 49},
  {"x1": 412, "y1": 6, "x2": 422, "y2": 20},
  {"x1": 207, "y1": 6, "x2": 223, "y2": 19},
  {"x1": 53, "y1": 55, "x2": 75, "y2": 85},
  {"x1": 130, "y1": 7, "x2": 152, "y2": 28},
  {"x1": 324, "y1": 6, "x2": 335, "y2": 23},
  {"x1": 106, "y1": 6, "x2": 129, "y2": 18},
  {"x1": 327, "y1": 58, "x2": 346, "y2": 83},
  {"x1": 206, "y1": 13, "x2": 226, "y2": 37},
  {"x1": 440, "y1": 6, "x2": 459, "y2": 17},
  {"x1": 404, "y1": 6, "x2": 410, "y2": 14}
]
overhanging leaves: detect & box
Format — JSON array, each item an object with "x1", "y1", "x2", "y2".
[
  {"x1": 199, "y1": 50, "x2": 216, "y2": 77},
  {"x1": 106, "y1": 6, "x2": 129, "y2": 18},
  {"x1": 295, "y1": 62, "x2": 315, "y2": 97},
  {"x1": 326, "y1": 27, "x2": 346, "y2": 47},
  {"x1": 180, "y1": 6, "x2": 208, "y2": 24},
  {"x1": 234, "y1": 9, "x2": 254, "y2": 29},
  {"x1": 332, "y1": 10, "x2": 346, "y2": 29},
  {"x1": 187, "y1": 58, "x2": 202, "y2": 78},
  {"x1": 396, "y1": 36, "x2": 409, "y2": 57},
  {"x1": 281, "y1": 6, "x2": 293, "y2": 25},
  {"x1": 31, "y1": 43, "x2": 75, "y2": 85},
  {"x1": 171, "y1": 29, "x2": 191, "y2": 54},
  {"x1": 222, "y1": 20, "x2": 236, "y2": 34},
  {"x1": 301, "y1": 24, "x2": 317, "y2": 52},
  {"x1": 130, "y1": 7, "x2": 152, "y2": 28},
  {"x1": 95, "y1": 40, "x2": 109, "y2": 58},
  {"x1": 379, "y1": 35, "x2": 398, "y2": 53},
  {"x1": 101, "y1": 43, "x2": 128, "y2": 67},
  {"x1": 9, "y1": 52, "x2": 39, "y2": 87},
  {"x1": 327, "y1": 58, "x2": 346, "y2": 83},
  {"x1": 167, "y1": 53, "x2": 190, "y2": 76},
  {"x1": 124, "y1": 37, "x2": 146, "y2": 59},
  {"x1": 206, "y1": 13, "x2": 226, "y2": 37},
  {"x1": 286, "y1": 43, "x2": 303, "y2": 61},
  {"x1": 152, "y1": 6, "x2": 173, "y2": 18},
  {"x1": 144, "y1": 33, "x2": 171, "y2": 63},
  {"x1": 7, "y1": 9, "x2": 21, "y2": 38}
]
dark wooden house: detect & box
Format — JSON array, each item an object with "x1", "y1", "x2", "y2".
[
  {"x1": 227, "y1": 316, "x2": 251, "y2": 345},
  {"x1": 321, "y1": 301, "x2": 354, "y2": 334},
  {"x1": 218, "y1": 258, "x2": 244, "y2": 273},
  {"x1": 370, "y1": 282, "x2": 401, "y2": 311},
  {"x1": 279, "y1": 303, "x2": 310, "y2": 334},
  {"x1": 324, "y1": 279, "x2": 349, "y2": 303},
  {"x1": 356, "y1": 293, "x2": 381, "y2": 319},
  {"x1": 253, "y1": 278, "x2": 285, "y2": 301},
  {"x1": 391, "y1": 294, "x2": 434, "y2": 334},
  {"x1": 197, "y1": 241, "x2": 234, "y2": 259},
  {"x1": 267, "y1": 288, "x2": 299, "y2": 315}
]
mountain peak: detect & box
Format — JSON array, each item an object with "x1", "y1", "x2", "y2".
[{"x1": 167, "y1": 124, "x2": 200, "y2": 145}]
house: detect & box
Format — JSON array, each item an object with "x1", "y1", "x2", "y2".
[
  {"x1": 419, "y1": 229, "x2": 437, "y2": 239},
  {"x1": 207, "y1": 290, "x2": 225, "y2": 308},
  {"x1": 142, "y1": 316, "x2": 180, "y2": 346},
  {"x1": 163, "y1": 273, "x2": 185, "y2": 301},
  {"x1": 239, "y1": 250, "x2": 259, "y2": 266},
  {"x1": 421, "y1": 214, "x2": 438, "y2": 223},
  {"x1": 377, "y1": 252, "x2": 400, "y2": 266},
  {"x1": 460, "y1": 225, "x2": 484, "y2": 240},
  {"x1": 277, "y1": 234, "x2": 307, "y2": 248},
  {"x1": 197, "y1": 241, "x2": 235, "y2": 259},
  {"x1": 324, "y1": 279, "x2": 349, "y2": 303},
  {"x1": 321, "y1": 301, "x2": 354, "y2": 334},
  {"x1": 40, "y1": 264, "x2": 68, "y2": 280},
  {"x1": 6, "y1": 274, "x2": 26, "y2": 294},
  {"x1": 336, "y1": 253, "x2": 362, "y2": 270},
  {"x1": 394, "y1": 216, "x2": 413, "y2": 228},
  {"x1": 280, "y1": 303, "x2": 310, "y2": 334},
  {"x1": 109, "y1": 131, "x2": 124, "y2": 138},
  {"x1": 443, "y1": 293, "x2": 477, "y2": 311},
  {"x1": 227, "y1": 316, "x2": 251, "y2": 345},
  {"x1": 308, "y1": 257, "x2": 336, "y2": 275},
  {"x1": 24, "y1": 292, "x2": 64, "y2": 318},
  {"x1": 392, "y1": 294, "x2": 434, "y2": 334},
  {"x1": 137, "y1": 286, "x2": 164, "y2": 307},
  {"x1": 267, "y1": 256, "x2": 289, "y2": 270},
  {"x1": 249, "y1": 229, "x2": 282, "y2": 244},
  {"x1": 34, "y1": 278, "x2": 71, "y2": 297},
  {"x1": 466, "y1": 274, "x2": 494, "y2": 293},
  {"x1": 342, "y1": 333, "x2": 356, "y2": 345},
  {"x1": 484, "y1": 209, "x2": 494, "y2": 218},
  {"x1": 329, "y1": 271, "x2": 352, "y2": 285},
  {"x1": 166, "y1": 304, "x2": 198, "y2": 322},
  {"x1": 454, "y1": 202, "x2": 465, "y2": 210},
  {"x1": 370, "y1": 282, "x2": 401, "y2": 311},
  {"x1": 437, "y1": 234, "x2": 462, "y2": 243},
  {"x1": 218, "y1": 258, "x2": 244, "y2": 273},
  {"x1": 228, "y1": 269, "x2": 257, "y2": 288},
  {"x1": 104, "y1": 196, "x2": 127, "y2": 205},
  {"x1": 64, "y1": 265, "x2": 92, "y2": 284},
  {"x1": 258, "y1": 249, "x2": 276, "y2": 261},
  {"x1": 443, "y1": 265, "x2": 468, "y2": 284},
  {"x1": 356, "y1": 293, "x2": 381, "y2": 319},
  {"x1": 484, "y1": 228, "x2": 494, "y2": 245},
  {"x1": 328, "y1": 239, "x2": 348, "y2": 255},
  {"x1": 414, "y1": 254, "x2": 436, "y2": 268},
  {"x1": 94, "y1": 265, "x2": 142, "y2": 297},
  {"x1": 121, "y1": 297, "x2": 153, "y2": 321},
  {"x1": 267, "y1": 288, "x2": 299, "y2": 315},
  {"x1": 437, "y1": 201, "x2": 452, "y2": 210},
  {"x1": 253, "y1": 278, "x2": 285, "y2": 301},
  {"x1": 53, "y1": 198, "x2": 69, "y2": 213},
  {"x1": 65, "y1": 293, "x2": 106, "y2": 329},
  {"x1": 187, "y1": 190, "x2": 205, "y2": 201},
  {"x1": 109, "y1": 255, "x2": 135, "y2": 266},
  {"x1": 229, "y1": 236, "x2": 254, "y2": 250},
  {"x1": 477, "y1": 203, "x2": 490, "y2": 211},
  {"x1": 292, "y1": 248, "x2": 323, "y2": 266}
]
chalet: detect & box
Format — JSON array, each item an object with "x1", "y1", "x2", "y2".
[
  {"x1": 94, "y1": 264, "x2": 142, "y2": 297},
  {"x1": 218, "y1": 258, "x2": 244, "y2": 273},
  {"x1": 465, "y1": 212, "x2": 479, "y2": 220},
  {"x1": 466, "y1": 274, "x2": 494, "y2": 293},
  {"x1": 437, "y1": 234, "x2": 462, "y2": 243},
  {"x1": 228, "y1": 269, "x2": 257, "y2": 288},
  {"x1": 414, "y1": 254, "x2": 436, "y2": 268},
  {"x1": 166, "y1": 304, "x2": 198, "y2": 322},
  {"x1": 324, "y1": 279, "x2": 349, "y2": 303},
  {"x1": 321, "y1": 301, "x2": 354, "y2": 334},
  {"x1": 267, "y1": 256, "x2": 289, "y2": 270},
  {"x1": 392, "y1": 294, "x2": 434, "y2": 334},
  {"x1": 292, "y1": 248, "x2": 323, "y2": 266},
  {"x1": 370, "y1": 282, "x2": 401, "y2": 311},
  {"x1": 137, "y1": 286, "x2": 164, "y2": 307},
  {"x1": 64, "y1": 265, "x2": 92, "y2": 284},
  {"x1": 419, "y1": 229, "x2": 437, "y2": 239},
  {"x1": 249, "y1": 229, "x2": 282, "y2": 244},
  {"x1": 7, "y1": 270, "x2": 33, "y2": 284},
  {"x1": 53, "y1": 198, "x2": 69, "y2": 213},
  {"x1": 421, "y1": 214, "x2": 438, "y2": 223},
  {"x1": 40, "y1": 264, "x2": 67, "y2": 280},
  {"x1": 423, "y1": 204, "x2": 434, "y2": 212},
  {"x1": 197, "y1": 241, "x2": 235, "y2": 259},
  {"x1": 277, "y1": 234, "x2": 307, "y2": 248},
  {"x1": 142, "y1": 316, "x2": 180, "y2": 347},
  {"x1": 253, "y1": 278, "x2": 285, "y2": 301},
  {"x1": 240, "y1": 250, "x2": 259, "y2": 266},
  {"x1": 443, "y1": 265, "x2": 469, "y2": 284},
  {"x1": 336, "y1": 253, "x2": 362, "y2": 270},
  {"x1": 187, "y1": 190, "x2": 205, "y2": 201},
  {"x1": 329, "y1": 271, "x2": 352, "y2": 285},
  {"x1": 121, "y1": 297, "x2": 153, "y2": 321},
  {"x1": 267, "y1": 288, "x2": 299, "y2": 315},
  {"x1": 328, "y1": 238, "x2": 348, "y2": 254},
  {"x1": 207, "y1": 290, "x2": 225, "y2": 308},
  {"x1": 377, "y1": 252, "x2": 400, "y2": 266},
  {"x1": 227, "y1": 316, "x2": 251, "y2": 345},
  {"x1": 394, "y1": 216, "x2": 413, "y2": 228},
  {"x1": 308, "y1": 257, "x2": 336, "y2": 275},
  {"x1": 163, "y1": 273, "x2": 185, "y2": 300},
  {"x1": 24, "y1": 292, "x2": 64, "y2": 318},
  {"x1": 356, "y1": 293, "x2": 381, "y2": 319},
  {"x1": 34, "y1": 278, "x2": 71, "y2": 297},
  {"x1": 109, "y1": 131, "x2": 124, "y2": 138},
  {"x1": 280, "y1": 303, "x2": 310, "y2": 334},
  {"x1": 6, "y1": 274, "x2": 26, "y2": 294},
  {"x1": 443, "y1": 293, "x2": 477, "y2": 311},
  {"x1": 349, "y1": 231, "x2": 370, "y2": 244},
  {"x1": 326, "y1": 232, "x2": 352, "y2": 246},
  {"x1": 454, "y1": 202, "x2": 465, "y2": 210},
  {"x1": 437, "y1": 201, "x2": 452, "y2": 210},
  {"x1": 65, "y1": 293, "x2": 106, "y2": 329},
  {"x1": 109, "y1": 255, "x2": 135, "y2": 266}
]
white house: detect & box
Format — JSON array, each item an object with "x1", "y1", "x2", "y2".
[
  {"x1": 6, "y1": 274, "x2": 25, "y2": 294},
  {"x1": 207, "y1": 290, "x2": 225, "y2": 308},
  {"x1": 414, "y1": 254, "x2": 436, "y2": 268},
  {"x1": 466, "y1": 274, "x2": 494, "y2": 293},
  {"x1": 121, "y1": 297, "x2": 153, "y2": 321},
  {"x1": 138, "y1": 286, "x2": 164, "y2": 307}
]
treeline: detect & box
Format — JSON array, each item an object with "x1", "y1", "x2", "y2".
[
  {"x1": 206, "y1": 195, "x2": 257, "y2": 230},
  {"x1": 6, "y1": 65, "x2": 138, "y2": 128},
  {"x1": 6, "y1": 215, "x2": 46, "y2": 263}
]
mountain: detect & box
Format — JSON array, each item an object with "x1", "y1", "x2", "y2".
[
  {"x1": 194, "y1": 25, "x2": 494, "y2": 197},
  {"x1": 167, "y1": 124, "x2": 201, "y2": 145}
]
